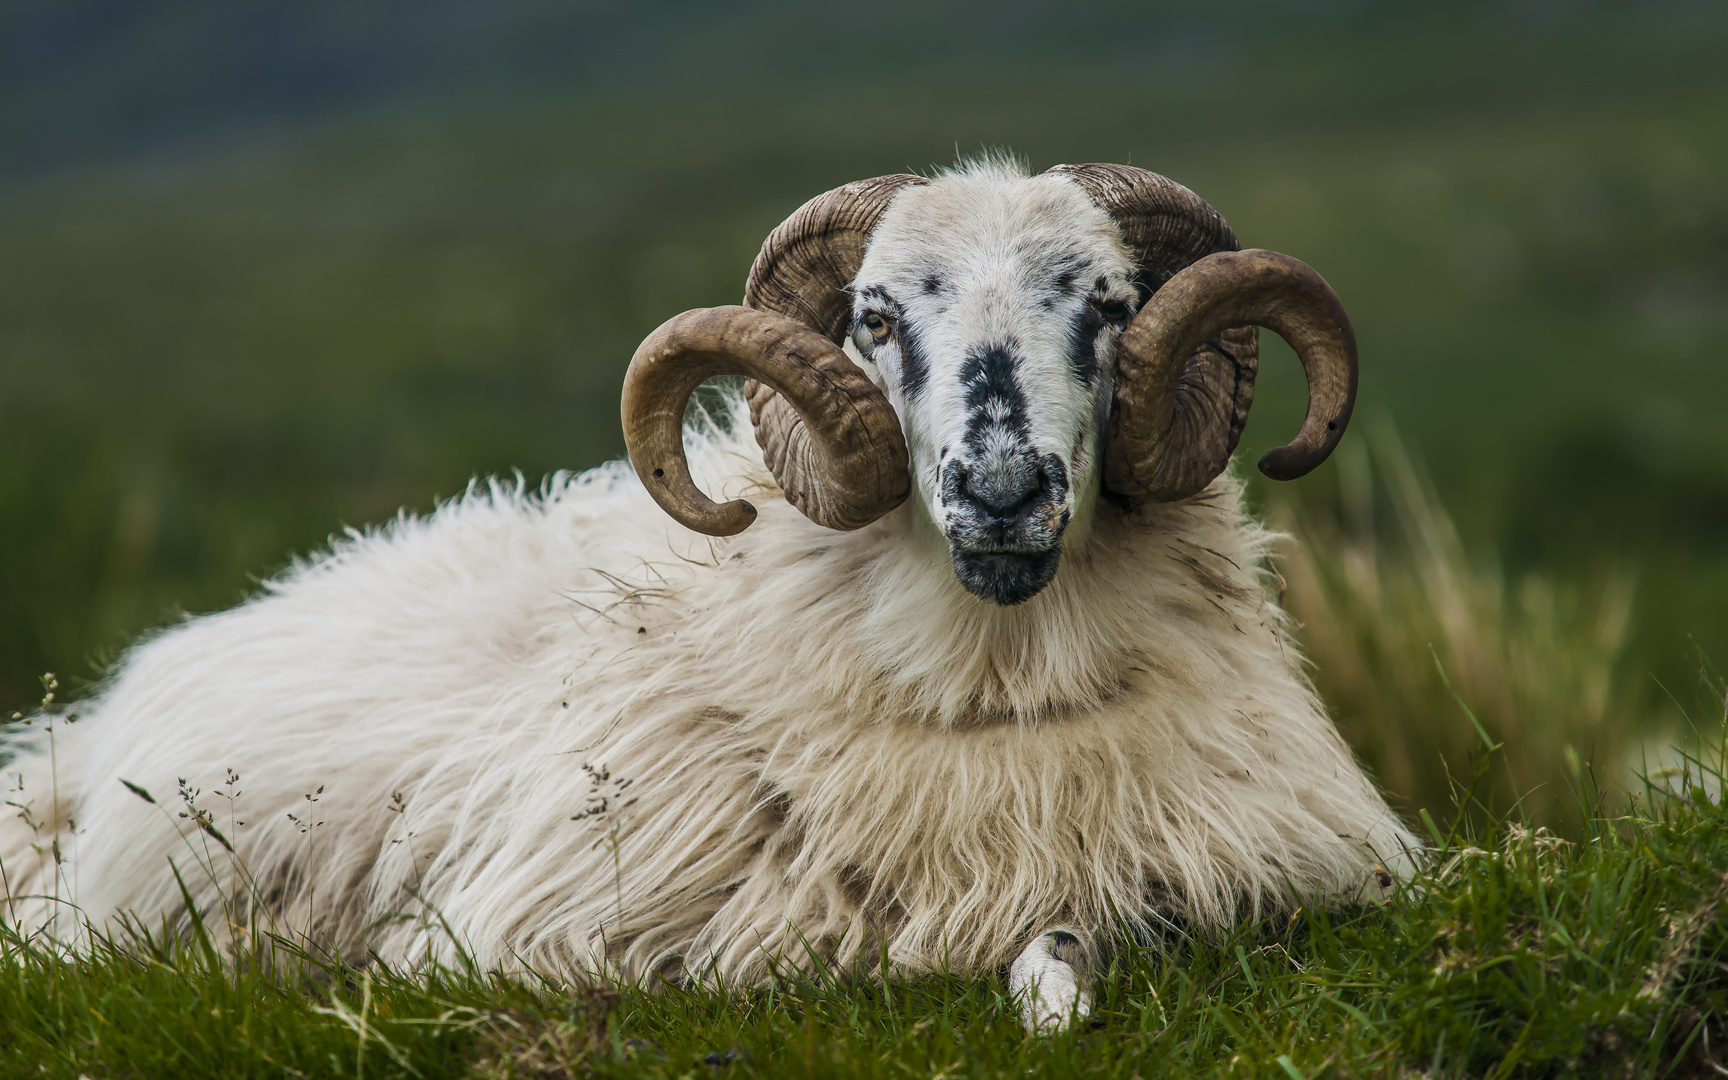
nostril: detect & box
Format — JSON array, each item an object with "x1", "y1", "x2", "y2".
[
  {"x1": 965, "y1": 471, "x2": 1040, "y2": 521},
  {"x1": 982, "y1": 490, "x2": 1036, "y2": 519}
]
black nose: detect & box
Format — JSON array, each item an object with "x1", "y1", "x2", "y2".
[
  {"x1": 949, "y1": 453, "x2": 1049, "y2": 525},
  {"x1": 967, "y1": 469, "x2": 1039, "y2": 521}
]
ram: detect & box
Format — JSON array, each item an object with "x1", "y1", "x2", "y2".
[{"x1": 2, "y1": 158, "x2": 1416, "y2": 1031}]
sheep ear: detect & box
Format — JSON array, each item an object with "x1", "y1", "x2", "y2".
[{"x1": 736, "y1": 174, "x2": 924, "y2": 528}]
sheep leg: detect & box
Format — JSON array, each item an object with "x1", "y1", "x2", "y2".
[{"x1": 1008, "y1": 929, "x2": 1094, "y2": 1033}]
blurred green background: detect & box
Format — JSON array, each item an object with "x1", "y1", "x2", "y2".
[{"x1": 3, "y1": 1, "x2": 1725, "y2": 819}]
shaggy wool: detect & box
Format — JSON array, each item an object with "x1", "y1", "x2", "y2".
[{"x1": 1, "y1": 400, "x2": 1418, "y2": 980}]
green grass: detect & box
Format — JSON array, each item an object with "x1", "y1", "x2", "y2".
[
  {"x1": 4, "y1": 727, "x2": 1725, "y2": 1078},
  {"x1": 1275, "y1": 425, "x2": 1656, "y2": 826}
]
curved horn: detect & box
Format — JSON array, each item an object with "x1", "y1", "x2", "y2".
[
  {"x1": 1048, "y1": 163, "x2": 1243, "y2": 296},
  {"x1": 744, "y1": 174, "x2": 927, "y2": 339},
  {"x1": 1105, "y1": 249, "x2": 1358, "y2": 501},
  {"x1": 622, "y1": 305, "x2": 910, "y2": 536},
  {"x1": 1048, "y1": 163, "x2": 1261, "y2": 501},
  {"x1": 742, "y1": 175, "x2": 925, "y2": 527}
]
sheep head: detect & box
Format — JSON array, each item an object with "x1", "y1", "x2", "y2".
[{"x1": 621, "y1": 160, "x2": 1357, "y2": 606}]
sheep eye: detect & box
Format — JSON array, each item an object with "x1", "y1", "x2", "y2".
[
  {"x1": 862, "y1": 312, "x2": 893, "y2": 342},
  {"x1": 1095, "y1": 299, "x2": 1133, "y2": 326}
]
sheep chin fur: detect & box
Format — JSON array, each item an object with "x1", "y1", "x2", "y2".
[{"x1": 0, "y1": 393, "x2": 1419, "y2": 983}]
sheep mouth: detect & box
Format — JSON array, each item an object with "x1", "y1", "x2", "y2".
[{"x1": 950, "y1": 545, "x2": 1062, "y2": 606}]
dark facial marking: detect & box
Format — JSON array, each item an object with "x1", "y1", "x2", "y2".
[
  {"x1": 1067, "y1": 302, "x2": 1105, "y2": 384},
  {"x1": 897, "y1": 315, "x2": 930, "y2": 398},
  {"x1": 960, "y1": 342, "x2": 1029, "y2": 451},
  {"x1": 855, "y1": 287, "x2": 929, "y2": 397},
  {"x1": 1039, "y1": 253, "x2": 1087, "y2": 310},
  {"x1": 1044, "y1": 454, "x2": 1069, "y2": 492},
  {"x1": 920, "y1": 273, "x2": 946, "y2": 296}
]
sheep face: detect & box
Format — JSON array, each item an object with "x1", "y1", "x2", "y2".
[{"x1": 846, "y1": 169, "x2": 1139, "y2": 606}]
